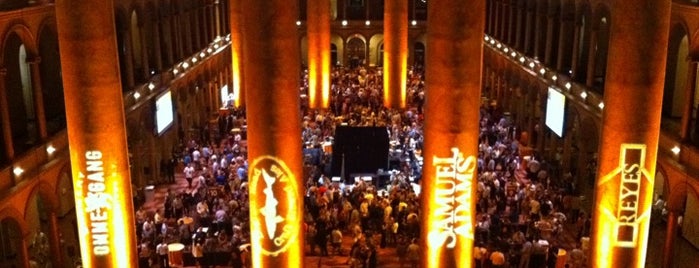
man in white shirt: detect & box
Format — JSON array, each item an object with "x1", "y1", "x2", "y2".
[
  {"x1": 156, "y1": 241, "x2": 169, "y2": 268},
  {"x1": 192, "y1": 149, "x2": 201, "y2": 166},
  {"x1": 184, "y1": 164, "x2": 195, "y2": 188}
]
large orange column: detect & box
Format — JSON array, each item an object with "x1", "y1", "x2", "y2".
[
  {"x1": 240, "y1": 0, "x2": 304, "y2": 267},
  {"x1": 420, "y1": 0, "x2": 484, "y2": 267},
  {"x1": 590, "y1": 0, "x2": 671, "y2": 267},
  {"x1": 55, "y1": 0, "x2": 138, "y2": 267},
  {"x1": 307, "y1": 0, "x2": 331, "y2": 109},
  {"x1": 229, "y1": 0, "x2": 245, "y2": 108},
  {"x1": 47, "y1": 212, "x2": 64, "y2": 268},
  {"x1": 662, "y1": 210, "x2": 679, "y2": 268},
  {"x1": 383, "y1": 0, "x2": 408, "y2": 109}
]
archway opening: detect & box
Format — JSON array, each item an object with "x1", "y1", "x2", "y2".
[
  {"x1": 662, "y1": 27, "x2": 689, "y2": 136},
  {"x1": 331, "y1": 43, "x2": 338, "y2": 67},
  {"x1": 4, "y1": 33, "x2": 38, "y2": 156},
  {"x1": 346, "y1": 37, "x2": 365, "y2": 68},
  {"x1": 26, "y1": 193, "x2": 52, "y2": 267},
  {"x1": 0, "y1": 218, "x2": 24, "y2": 267}
]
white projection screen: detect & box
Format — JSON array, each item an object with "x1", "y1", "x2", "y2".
[
  {"x1": 545, "y1": 87, "x2": 566, "y2": 137},
  {"x1": 155, "y1": 90, "x2": 174, "y2": 135},
  {"x1": 220, "y1": 84, "x2": 229, "y2": 107}
]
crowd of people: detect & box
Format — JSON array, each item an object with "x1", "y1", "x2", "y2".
[
  {"x1": 132, "y1": 64, "x2": 592, "y2": 268},
  {"x1": 471, "y1": 107, "x2": 590, "y2": 268}
]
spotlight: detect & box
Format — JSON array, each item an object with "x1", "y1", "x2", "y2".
[
  {"x1": 46, "y1": 145, "x2": 56, "y2": 155},
  {"x1": 13, "y1": 167, "x2": 23, "y2": 176},
  {"x1": 565, "y1": 82, "x2": 571, "y2": 90},
  {"x1": 342, "y1": 20, "x2": 348, "y2": 26},
  {"x1": 671, "y1": 146, "x2": 681, "y2": 155},
  {"x1": 134, "y1": 92, "x2": 141, "y2": 100}
]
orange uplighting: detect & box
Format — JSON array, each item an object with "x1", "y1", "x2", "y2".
[
  {"x1": 592, "y1": 144, "x2": 653, "y2": 268},
  {"x1": 421, "y1": 1, "x2": 484, "y2": 266},
  {"x1": 56, "y1": 0, "x2": 138, "y2": 267},
  {"x1": 66, "y1": 109, "x2": 138, "y2": 268},
  {"x1": 232, "y1": 51, "x2": 243, "y2": 108},
  {"x1": 307, "y1": 0, "x2": 331, "y2": 109},
  {"x1": 383, "y1": 0, "x2": 408, "y2": 109},
  {"x1": 241, "y1": 0, "x2": 304, "y2": 266},
  {"x1": 589, "y1": 0, "x2": 669, "y2": 266},
  {"x1": 230, "y1": 0, "x2": 245, "y2": 108},
  {"x1": 322, "y1": 55, "x2": 331, "y2": 108},
  {"x1": 593, "y1": 143, "x2": 653, "y2": 267},
  {"x1": 425, "y1": 148, "x2": 476, "y2": 267},
  {"x1": 248, "y1": 156, "x2": 302, "y2": 266},
  {"x1": 308, "y1": 66, "x2": 319, "y2": 108}
]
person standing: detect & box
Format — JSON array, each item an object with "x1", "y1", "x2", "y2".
[
  {"x1": 138, "y1": 240, "x2": 152, "y2": 268},
  {"x1": 192, "y1": 241, "x2": 204, "y2": 267},
  {"x1": 331, "y1": 227, "x2": 343, "y2": 255},
  {"x1": 184, "y1": 163, "x2": 195, "y2": 188},
  {"x1": 406, "y1": 238, "x2": 420, "y2": 268},
  {"x1": 519, "y1": 240, "x2": 532, "y2": 268},
  {"x1": 315, "y1": 217, "x2": 329, "y2": 256},
  {"x1": 156, "y1": 240, "x2": 169, "y2": 268},
  {"x1": 168, "y1": 154, "x2": 177, "y2": 183}
]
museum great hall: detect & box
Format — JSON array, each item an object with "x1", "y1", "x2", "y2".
[{"x1": 0, "y1": 0, "x2": 697, "y2": 267}]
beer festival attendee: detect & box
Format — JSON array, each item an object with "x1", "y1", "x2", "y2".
[{"x1": 132, "y1": 65, "x2": 586, "y2": 267}]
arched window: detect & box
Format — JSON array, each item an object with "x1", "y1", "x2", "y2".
[{"x1": 4, "y1": 33, "x2": 39, "y2": 156}]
